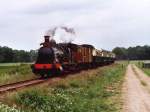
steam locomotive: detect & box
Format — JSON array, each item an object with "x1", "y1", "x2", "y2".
[{"x1": 31, "y1": 36, "x2": 115, "y2": 77}]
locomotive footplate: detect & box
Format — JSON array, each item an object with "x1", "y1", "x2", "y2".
[{"x1": 31, "y1": 63, "x2": 62, "y2": 77}]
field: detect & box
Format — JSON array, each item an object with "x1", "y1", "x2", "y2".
[
  {"x1": 0, "y1": 63, "x2": 37, "y2": 86},
  {"x1": 0, "y1": 62, "x2": 127, "y2": 112}
]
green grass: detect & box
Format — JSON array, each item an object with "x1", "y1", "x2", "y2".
[
  {"x1": 5, "y1": 63, "x2": 126, "y2": 112},
  {"x1": 138, "y1": 60, "x2": 150, "y2": 76},
  {"x1": 0, "y1": 102, "x2": 21, "y2": 112},
  {"x1": 0, "y1": 63, "x2": 21, "y2": 66},
  {"x1": 141, "y1": 68, "x2": 150, "y2": 76},
  {"x1": 0, "y1": 63, "x2": 33, "y2": 66},
  {"x1": 130, "y1": 60, "x2": 150, "y2": 77},
  {"x1": 130, "y1": 61, "x2": 143, "y2": 67},
  {"x1": 0, "y1": 64, "x2": 36, "y2": 85}
]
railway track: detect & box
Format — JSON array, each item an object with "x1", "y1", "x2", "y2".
[
  {"x1": 0, "y1": 65, "x2": 108, "y2": 93},
  {"x1": 0, "y1": 70, "x2": 74, "y2": 93},
  {"x1": 0, "y1": 78, "x2": 46, "y2": 93},
  {"x1": 0, "y1": 71, "x2": 74, "y2": 93}
]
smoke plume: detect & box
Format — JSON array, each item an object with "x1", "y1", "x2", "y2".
[{"x1": 45, "y1": 26, "x2": 76, "y2": 43}]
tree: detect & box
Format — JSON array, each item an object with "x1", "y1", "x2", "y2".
[
  {"x1": 0, "y1": 46, "x2": 14, "y2": 62},
  {"x1": 113, "y1": 45, "x2": 150, "y2": 60},
  {"x1": 112, "y1": 47, "x2": 128, "y2": 60},
  {"x1": 29, "y1": 50, "x2": 38, "y2": 62},
  {"x1": 0, "y1": 46, "x2": 37, "y2": 63}
]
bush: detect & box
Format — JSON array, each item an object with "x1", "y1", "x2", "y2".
[
  {"x1": 0, "y1": 102, "x2": 22, "y2": 112},
  {"x1": 16, "y1": 89, "x2": 74, "y2": 112}
]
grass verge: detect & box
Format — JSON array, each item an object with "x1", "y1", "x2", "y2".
[
  {"x1": 141, "y1": 68, "x2": 150, "y2": 77},
  {"x1": 0, "y1": 102, "x2": 21, "y2": 112},
  {"x1": 4, "y1": 63, "x2": 126, "y2": 112},
  {"x1": 131, "y1": 60, "x2": 150, "y2": 77},
  {"x1": 0, "y1": 64, "x2": 36, "y2": 85}
]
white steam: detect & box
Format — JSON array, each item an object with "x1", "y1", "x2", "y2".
[{"x1": 45, "y1": 26, "x2": 76, "y2": 43}]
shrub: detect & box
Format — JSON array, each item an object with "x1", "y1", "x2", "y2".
[
  {"x1": 0, "y1": 102, "x2": 22, "y2": 112},
  {"x1": 16, "y1": 89, "x2": 75, "y2": 112}
]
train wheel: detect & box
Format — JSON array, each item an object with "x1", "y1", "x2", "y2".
[
  {"x1": 56, "y1": 69, "x2": 62, "y2": 76},
  {"x1": 40, "y1": 74, "x2": 45, "y2": 78},
  {"x1": 47, "y1": 73, "x2": 52, "y2": 78}
]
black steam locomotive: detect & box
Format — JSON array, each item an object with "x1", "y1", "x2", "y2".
[{"x1": 31, "y1": 36, "x2": 115, "y2": 77}]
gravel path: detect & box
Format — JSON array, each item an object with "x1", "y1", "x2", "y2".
[{"x1": 123, "y1": 64, "x2": 150, "y2": 112}]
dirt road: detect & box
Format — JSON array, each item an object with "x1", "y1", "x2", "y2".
[{"x1": 123, "y1": 64, "x2": 150, "y2": 112}]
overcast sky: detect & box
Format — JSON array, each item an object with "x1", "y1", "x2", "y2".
[{"x1": 0, "y1": 0, "x2": 150, "y2": 51}]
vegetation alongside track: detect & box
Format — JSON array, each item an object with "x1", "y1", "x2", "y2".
[
  {"x1": 0, "y1": 64, "x2": 36, "y2": 86},
  {"x1": 2, "y1": 63, "x2": 126, "y2": 112},
  {"x1": 130, "y1": 61, "x2": 150, "y2": 77},
  {"x1": 140, "y1": 67, "x2": 150, "y2": 77},
  {"x1": 0, "y1": 102, "x2": 21, "y2": 112}
]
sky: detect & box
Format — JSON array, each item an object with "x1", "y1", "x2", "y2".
[{"x1": 0, "y1": 0, "x2": 150, "y2": 51}]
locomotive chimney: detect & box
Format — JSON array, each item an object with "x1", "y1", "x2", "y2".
[{"x1": 44, "y1": 35, "x2": 50, "y2": 43}]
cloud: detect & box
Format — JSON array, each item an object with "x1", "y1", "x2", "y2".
[{"x1": 0, "y1": 0, "x2": 150, "y2": 51}]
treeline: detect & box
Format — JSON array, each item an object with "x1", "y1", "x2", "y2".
[
  {"x1": 0, "y1": 46, "x2": 37, "y2": 63},
  {"x1": 113, "y1": 45, "x2": 150, "y2": 60},
  {"x1": 1, "y1": 45, "x2": 150, "y2": 62}
]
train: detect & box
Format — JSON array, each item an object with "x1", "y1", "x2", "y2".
[{"x1": 31, "y1": 35, "x2": 116, "y2": 77}]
